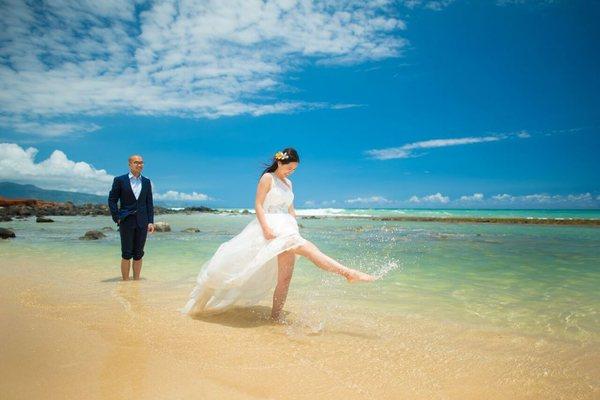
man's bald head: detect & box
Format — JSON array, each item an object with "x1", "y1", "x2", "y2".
[{"x1": 128, "y1": 155, "x2": 144, "y2": 176}]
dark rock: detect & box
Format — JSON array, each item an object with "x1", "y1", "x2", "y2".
[
  {"x1": 0, "y1": 227, "x2": 16, "y2": 239},
  {"x1": 36, "y1": 216, "x2": 54, "y2": 223},
  {"x1": 182, "y1": 227, "x2": 200, "y2": 233},
  {"x1": 241, "y1": 209, "x2": 250, "y2": 215},
  {"x1": 0, "y1": 197, "x2": 222, "y2": 218},
  {"x1": 0, "y1": 216, "x2": 12, "y2": 222},
  {"x1": 79, "y1": 230, "x2": 106, "y2": 240},
  {"x1": 153, "y1": 222, "x2": 171, "y2": 232},
  {"x1": 183, "y1": 206, "x2": 217, "y2": 213},
  {"x1": 16, "y1": 206, "x2": 33, "y2": 216}
]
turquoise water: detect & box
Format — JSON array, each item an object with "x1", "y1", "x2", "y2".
[
  {"x1": 1, "y1": 213, "x2": 599, "y2": 344},
  {"x1": 281, "y1": 208, "x2": 600, "y2": 219}
]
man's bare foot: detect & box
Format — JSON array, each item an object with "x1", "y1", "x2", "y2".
[
  {"x1": 344, "y1": 269, "x2": 377, "y2": 283},
  {"x1": 270, "y1": 314, "x2": 288, "y2": 325}
]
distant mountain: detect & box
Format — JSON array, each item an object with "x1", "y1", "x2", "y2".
[{"x1": 0, "y1": 182, "x2": 106, "y2": 204}]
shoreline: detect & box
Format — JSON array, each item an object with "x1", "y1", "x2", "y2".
[
  {"x1": 3, "y1": 211, "x2": 600, "y2": 227},
  {"x1": 1, "y1": 196, "x2": 599, "y2": 226}
]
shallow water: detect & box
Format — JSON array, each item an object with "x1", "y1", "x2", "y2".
[
  {"x1": 290, "y1": 207, "x2": 600, "y2": 219},
  {"x1": 1, "y1": 213, "x2": 598, "y2": 344}
]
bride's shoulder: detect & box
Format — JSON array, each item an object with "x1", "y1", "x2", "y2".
[{"x1": 259, "y1": 172, "x2": 273, "y2": 185}]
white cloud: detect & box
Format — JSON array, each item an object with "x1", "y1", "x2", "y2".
[
  {"x1": 366, "y1": 135, "x2": 502, "y2": 160},
  {"x1": 491, "y1": 192, "x2": 596, "y2": 205},
  {"x1": 460, "y1": 193, "x2": 484, "y2": 202},
  {"x1": 0, "y1": 142, "x2": 114, "y2": 194},
  {"x1": 495, "y1": 0, "x2": 557, "y2": 6},
  {"x1": 365, "y1": 131, "x2": 532, "y2": 160},
  {"x1": 492, "y1": 193, "x2": 514, "y2": 201},
  {"x1": 346, "y1": 196, "x2": 391, "y2": 204},
  {"x1": 566, "y1": 193, "x2": 593, "y2": 202},
  {"x1": 298, "y1": 191, "x2": 599, "y2": 209},
  {"x1": 409, "y1": 192, "x2": 450, "y2": 204},
  {"x1": 0, "y1": 0, "x2": 406, "y2": 135},
  {"x1": 301, "y1": 199, "x2": 338, "y2": 207},
  {"x1": 401, "y1": 1, "x2": 455, "y2": 11},
  {"x1": 0, "y1": 142, "x2": 213, "y2": 200},
  {"x1": 424, "y1": 1, "x2": 455, "y2": 11},
  {"x1": 153, "y1": 190, "x2": 211, "y2": 201},
  {"x1": 0, "y1": 115, "x2": 100, "y2": 137}
]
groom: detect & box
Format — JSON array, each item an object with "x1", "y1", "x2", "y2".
[{"x1": 108, "y1": 155, "x2": 155, "y2": 281}]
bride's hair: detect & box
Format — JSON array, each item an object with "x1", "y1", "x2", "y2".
[{"x1": 261, "y1": 148, "x2": 299, "y2": 176}]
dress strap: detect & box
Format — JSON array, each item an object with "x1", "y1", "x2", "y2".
[{"x1": 268, "y1": 172, "x2": 275, "y2": 190}]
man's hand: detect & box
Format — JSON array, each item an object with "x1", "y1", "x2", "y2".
[
  {"x1": 148, "y1": 223, "x2": 155, "y2": 234},
  {"x1": 117, "y1": 219, "x2": 120, "y2": 225}
]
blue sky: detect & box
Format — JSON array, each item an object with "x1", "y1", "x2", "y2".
[{"x1": 0, "y1": 0, "x2": 598, "y2": 208}]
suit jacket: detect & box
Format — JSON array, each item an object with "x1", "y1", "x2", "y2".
[{"x1": 107, "y1": 173, "x2": 154, "y2": 228}]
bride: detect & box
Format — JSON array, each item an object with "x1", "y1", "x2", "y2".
[{"x1": 182, "y1": 148, "x2": 376, "y2": 322}]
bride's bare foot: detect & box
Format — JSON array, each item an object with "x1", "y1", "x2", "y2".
[{"x1": 344, "y1": 269, "x2": 378, "y2": 283}]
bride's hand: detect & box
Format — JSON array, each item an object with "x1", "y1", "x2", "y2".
[{"x1": 262, "y1": 227, "x2": 276, "y2": 240}]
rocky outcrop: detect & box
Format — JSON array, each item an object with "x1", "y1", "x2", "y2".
[
  {"x1": 0, "y1": 227, "x2": 16, "y2": 239},
  {"x1": 0, "y1": 197, "x2": 109, "y2": 217},
  {"x1": 79, "y1": 230, "x2": 106, "y2": 240},
  {"x1": 153, "y1": 222, "x2": 171, "y2": 232},
  {"x1": 184, "y1": 206, "x2": 215, "y2": 212},
  {"x1": 0, "y1": 196, "x2": 221, "y2": 218},
  {"x1": 36, "y1": 216, "x2": 54, "y2": 223}
]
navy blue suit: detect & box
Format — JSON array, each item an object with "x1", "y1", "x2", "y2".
[{"x1": 108, "y1": 173, "x2": 154, "y2": 260}]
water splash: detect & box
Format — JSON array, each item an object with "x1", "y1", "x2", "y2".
[{"x1": 374, "y1": 259, "x2": 402, "y2": 280}]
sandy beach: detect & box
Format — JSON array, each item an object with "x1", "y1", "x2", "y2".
[{"x1": 1, "y1": 221, "x2": 598, "y2": 400}]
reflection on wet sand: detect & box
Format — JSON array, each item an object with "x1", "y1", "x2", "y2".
[{"x1": 101, "y1": 282, "x2": 150, "y2": 399}]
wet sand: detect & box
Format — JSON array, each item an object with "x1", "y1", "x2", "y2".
[{"x1": 1, "y1": 259, "x2": 598, "y2": 400}]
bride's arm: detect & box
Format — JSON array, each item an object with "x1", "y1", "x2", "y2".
[
  {"x1": 288, "y1": 203, "x2": 297, "y2": 219},
  {"x1": 286, "y1": 178, "x2": 297, "y2": 218},
  {"x1": 255, "y1": 174, "x2": 276, "y2": 239}
]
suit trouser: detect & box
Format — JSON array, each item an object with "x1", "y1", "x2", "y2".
[{"x1": 119, "y1": 220, "x2": 148, "y2": 260}]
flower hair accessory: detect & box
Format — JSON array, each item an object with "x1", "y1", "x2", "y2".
[{"x1": 274, "y1": 151, "x2": 289, "y2": 161}]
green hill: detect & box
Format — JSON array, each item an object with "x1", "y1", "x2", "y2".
[{"x1": 0, "y1": 182, "x2": 106, "y2": 204}]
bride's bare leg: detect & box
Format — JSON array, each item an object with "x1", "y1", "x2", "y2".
[
  {"x1": 293, "y1": 241, "x2": 376, "y2": 282},
  {"x1": 271, "y1": 250, "x2": 295, "y2": 321}
]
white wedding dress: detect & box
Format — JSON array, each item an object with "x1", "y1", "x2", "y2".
[{"x1": 182, "y1": 172, "x2": 307, "y2": 315}]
